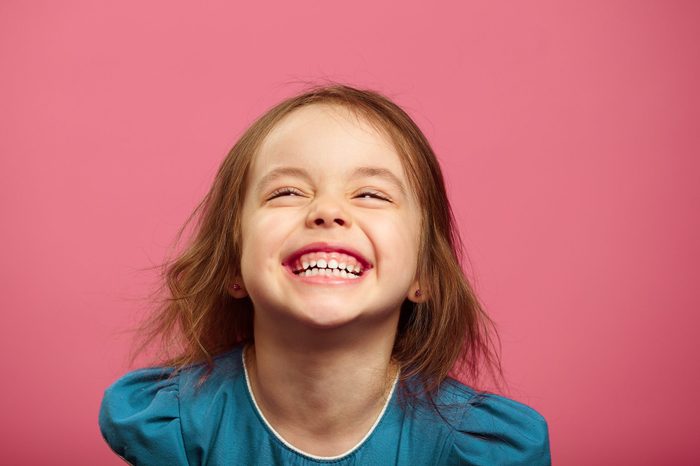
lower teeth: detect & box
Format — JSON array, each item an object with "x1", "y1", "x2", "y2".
[{"x1": 297, "y1": 268, "x2": 359, "y2": 278}]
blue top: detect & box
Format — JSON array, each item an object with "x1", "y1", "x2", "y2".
[{"x1": 99, "y1": 346, "x2": 550, "y2": 465}]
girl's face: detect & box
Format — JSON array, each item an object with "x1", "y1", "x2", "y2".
[{"x1": 239, "y1": 104, "x2": 422, "y2": 329}]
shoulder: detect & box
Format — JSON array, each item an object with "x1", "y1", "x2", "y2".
[
  {"x1": 438, "y1": 378, "x2": 551, "y2": 466},
  {"x1": 98, "y1": 363, "x2": 187, "y2": 465},
  {"x1": 98, "y1": 346, "x2": 245, "y2": 466}
]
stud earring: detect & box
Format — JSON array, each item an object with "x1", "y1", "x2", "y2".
[
  {"x1": 414, "y1": 289, "x2": 422, "y2": 298},
  {"x1": 232, "y1": 283, "x2": 241, "y2": 291}
]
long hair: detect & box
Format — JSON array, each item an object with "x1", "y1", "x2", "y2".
[{"x1": 133, "y1": 83, "x2": 502, "y2": 401}]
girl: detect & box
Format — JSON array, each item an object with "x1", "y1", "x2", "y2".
[{"x1": 99, "y1": 84, "x2": 551, "y2": 465}]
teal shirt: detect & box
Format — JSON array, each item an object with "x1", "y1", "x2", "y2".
[{"x1": 99, "y1": 346, "x2": 550, "y2": 465}]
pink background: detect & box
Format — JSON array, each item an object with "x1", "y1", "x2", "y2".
[{"x1": 2, "y1": 1, "x2": 698, "y2": 464}]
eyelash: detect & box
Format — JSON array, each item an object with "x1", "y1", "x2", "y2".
[{"x1": 268, "y1": 188, "x2": 391, "y2": 202}]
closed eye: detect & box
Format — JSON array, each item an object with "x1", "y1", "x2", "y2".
[
  {"x1": 355, "y1": 190, "x2": 392, "y2": 202},
  {"x1": 267, "y1": 187, "x2": 304, "y2": 200}
]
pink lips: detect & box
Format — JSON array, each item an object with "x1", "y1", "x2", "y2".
[{"x1": 281, "y1": 242, "x2": 373, "y2": 270}]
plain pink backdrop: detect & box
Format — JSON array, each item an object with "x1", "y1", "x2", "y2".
[{"x1": 2, "y1": 1, "x2": 698, "y2": 464}]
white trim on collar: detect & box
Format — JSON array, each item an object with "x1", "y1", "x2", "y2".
[{"x1": 241, "y1": 346, "x2": 399, "y2": 461}]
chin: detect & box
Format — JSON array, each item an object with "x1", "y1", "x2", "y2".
[{"x1": 297, "y1": 308, "x2": 361, "y2": 329}]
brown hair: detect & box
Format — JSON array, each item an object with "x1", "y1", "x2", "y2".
[{"x1": 134, "y1": 83, "x2": 502, "y2": 402}]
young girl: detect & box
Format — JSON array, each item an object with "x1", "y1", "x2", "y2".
[{"x1": 99, "y1": 84, "x2": 551, "y2": 465}]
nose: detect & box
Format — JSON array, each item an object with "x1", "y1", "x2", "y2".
[{"x1": 305, "y1": 195, "x2": 352, "y2": 229}]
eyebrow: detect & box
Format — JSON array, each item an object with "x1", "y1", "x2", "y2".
[{"x1": 256, "y1": 166, "x2": 407, "y2": 196}]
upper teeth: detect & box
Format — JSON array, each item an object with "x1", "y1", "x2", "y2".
[{"x1": 292, "y1": 251, "x2": 365, "y2": 276}]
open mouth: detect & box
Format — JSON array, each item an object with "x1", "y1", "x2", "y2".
[
  {"x1": 282, "y1": 243, "x2": 372, "y2": 281},
  {"x1": 290, "y1": 252, "x2": 365, "y2": 278}
]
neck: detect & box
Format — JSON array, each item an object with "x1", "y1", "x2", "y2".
[{"x1": 245, "y1": 313, "x2": 400, "y2": 457}]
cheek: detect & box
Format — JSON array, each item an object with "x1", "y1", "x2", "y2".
[
  {"x1": 239, "y1": 212, "x2": 290, "y2": 277},
  {"x1": 369, "y1": 214, "x2": 421, "y2": 280}
]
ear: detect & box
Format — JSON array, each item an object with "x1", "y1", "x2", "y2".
[
  {"x1": 228, "y1": 277, "x2": 248, "y2": 299},
  {"x1": 406, "y1": 280, "x2": 427, "y2": 304}
]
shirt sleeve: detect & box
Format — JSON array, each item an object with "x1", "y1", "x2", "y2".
[
  {"x1": 98, "y1": 366, "x2": 190, "y2": 466},
  {"x1": 447, "y1": 392, "x2": 551, "y2": 466}
]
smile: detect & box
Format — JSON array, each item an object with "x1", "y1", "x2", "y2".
[
  {"x1": 285, "y1": 251, "x2": 369, "y2": 284},
  {"x1": 282, "y1": 243, "x2": 373, "y2": 284},
  {"x1": 291, "y1": 251, "x2": 364, "y2": 279}
]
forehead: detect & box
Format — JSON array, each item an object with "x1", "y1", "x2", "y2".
[{"x1": 250, "y1": 104, "x2": 406, "y2": 179}]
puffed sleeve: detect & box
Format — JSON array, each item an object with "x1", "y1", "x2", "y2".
[
  {"x1": 448, "y1": 392, "x2": 551, "y2": 466},
  {"x1": 98, "y1": 367, "x2": 189, "y2": 466}
]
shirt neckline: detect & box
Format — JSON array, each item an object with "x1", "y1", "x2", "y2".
[{"x1": 241, "y1": 345, "x2": 399, "y2": 462}]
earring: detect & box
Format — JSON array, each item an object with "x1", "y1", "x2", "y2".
[
  {"x1": 233, "y1": 283, "x2": 241, "y2": 291},
  {"x1": 414, "y1": 289, "x2": 422, "y2": 298}
]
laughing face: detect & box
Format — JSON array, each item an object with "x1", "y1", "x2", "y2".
[{"x1": 237, "y1": 104, "x2": 423, "y2": 329}]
